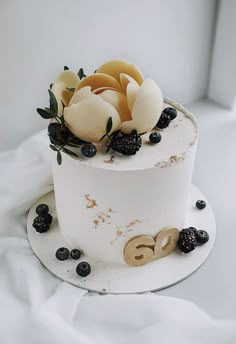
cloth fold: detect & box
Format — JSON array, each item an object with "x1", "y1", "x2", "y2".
[{"x1": 0, "y1": 131, "x2": 235, "y2": 343}]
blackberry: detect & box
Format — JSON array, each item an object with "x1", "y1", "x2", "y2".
[
  {"x1": 196, "y1": 200, "x2": 206, "y2": 210},
  {"x1": 33, "y1": 214, "x2": 53, "y2": 233},
  {"x1": 110, "y1": 130, "x2": 142, "y2": 155},
  {"x1": 156, "y1": 112, "x2": 171, "y2": 129},
  {"x1": 163, "y1": 107, "x2": 177, "y2": 120},
  {"x1": 81, "y1": 143, "x2": 97, "y2": 158},
  {"x1": 178, "y1": 228, "x2": 198, "y2": 253},
  {"x1": 195, "y1": 230, "x2": 209, "y2": 245},
  {"x1": 48, "y1": 122, "x2": 70, "y2": 146},
  {"x1": 70, "y1": 249, "x2": 81, "y2": 260},
  {"x1": 36, "y1": 203, "x2": 49, "y2": 216},
  {"x1": 76, "y1": 262, "x2": 91, "y2": 277},
  {"x1": 56, "y1": 247, "x2": 70, "y2": 261},
  {"x1": 149, "y1": 132, "x2": 162, "y2": 144}
]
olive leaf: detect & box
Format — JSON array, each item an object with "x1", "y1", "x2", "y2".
[
  {"x1": 66, "y1": 87, "x2": 75, "y2": 93},
  {"x1": 94, "y1": 69, "x2": 97, "y2": 74},
  {"x1": 106, "y1": 116, "x2": 113, "y2": 134},
  {"x1": 50, "y1": 83, "x2": 53, "y2": 89},
  {"x1": 78, "y1": 68, "x2": 86, "y2": 79},
  {"x1": 62, "y1": 147, "x2": 78, "y2": 158},
  {"x1": 99, "y1": 133, "x2": 107, "y2": 142},
  {"x1": 37, "y1": 108, "x2": 55, "y2": 119},
  {"x1": 64, "y1": 66, "x2": 69, "y2": 70},
  {"x1": 57, "y1": 151, "x2": 62, "y2": 165},
  {"x1": 49, "y1": 144, "x2": 58, "y2": 152},
  {"x1": 48, "y1": 89, "x2": 58, "y2": 115}
]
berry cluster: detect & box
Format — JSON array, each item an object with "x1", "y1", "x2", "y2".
[
  {"x1": 33, "y1": 204, "x2": 53, "y2": 233},
  {"x1": 156, "y1": 107, "x2": 177, "y2": 129},
  {"x1": 110, "y1": 130, "x2": 142, "y2": 155},
  {"x1": 178, "y1": 227, "x2": 209, "y2": 253},
  {"x1": 55, "y1": 247, "x2": 91, "y2": 277}
]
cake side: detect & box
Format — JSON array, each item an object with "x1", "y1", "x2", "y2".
[{"x1": 52, "y1": 99, "x2": 198, "y2": 265}]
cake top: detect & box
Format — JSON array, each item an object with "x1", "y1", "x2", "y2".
[{"x1": 36, "y1": 59, "x2": 198, "y2": 167}]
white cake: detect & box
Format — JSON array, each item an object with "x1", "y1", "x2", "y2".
[{"x1": 52, "y1": 96, "x2": 198, "y2": 265}]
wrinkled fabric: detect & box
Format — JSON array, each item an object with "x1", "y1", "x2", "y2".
[{"x1": 0, "y1": 131, "x2": 236, "y2": 344}]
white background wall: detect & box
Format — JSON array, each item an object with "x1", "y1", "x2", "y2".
[
  {"x1": 208, "y1": 0, "x2": 236, "y2": 110},
  {"x1": 0, "y1": 0, "x2": 216, "y2": 150}
]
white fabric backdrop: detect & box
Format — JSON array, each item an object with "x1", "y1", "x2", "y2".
[{"x1": 1, "y1": 131, "x2": 236, "y2": 343}]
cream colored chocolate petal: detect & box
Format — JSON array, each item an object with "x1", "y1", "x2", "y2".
[
  {"x1": 64, "y1": 98, "x2": 121, "y2": 142},
  {"x1": 98, "y1": 90, "x2": 132, "y2": 122},
  {"x1": 76, "y1": 73, "x2": 121, "y2": 92},
  {"x1": 121, "y1": 79, "x2": 163, "y2": 133},
  {"x1": 126, "y1": 82, "x2": 140, "y2": 112},
  {"x1": 93, "y1": 87, "x2": 118, "y2": 95},
  {"x1": 52, "y1": 70, "x2": 80, "y2": 113},
  {"x1": 69, "y1": 86, "x2": 98, "y2": 106},
  {"x1": 97, "y1": 60, "x2": 144, "y2": 85},
  {"x1": 120, "y1": 73, "x2": 139, "y2": 94}
]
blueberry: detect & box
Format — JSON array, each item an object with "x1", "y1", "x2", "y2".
[
  {"x1": 81, "y1": 144, "x2": 97, "y2": 158},
  {"x1": 195, "y1": 230, "x2": 209, "y2": 244},
  {"x1": 196, "y1": 200, "x2": 206, "y2": 209},
  {"x1": 36, "y1": 204, "x2": 49, "y2": 216},
  {"x1": 76, "y1": 262, "x2": 91, "y2": 277},
  {"x1": 71, "y1": 249, "x2": 81, "y2": 260},
  {"x1": 163, "y1": 107, "x2": 177, "y2": 120},
  {"x1": 56, "y1": 247, "x2": 70, "y2": 261},
  {"x1": 149, "y1": 132, "x2": 162, "y2": 144}
]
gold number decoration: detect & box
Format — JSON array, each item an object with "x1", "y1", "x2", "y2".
[
  {"x1": 123, "y1": 235, "x2": 155, "y2": 266},
  {"x1": 123, "y1": 227, "x2": 179, "y2": 266}
]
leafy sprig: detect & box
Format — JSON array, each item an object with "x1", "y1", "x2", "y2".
[
  {"x1": 99, "y1": 117, "x2": 121, "y2": 153},
  {"x1": 37, "y1": 86, "x2": 89, "y2": 165}
]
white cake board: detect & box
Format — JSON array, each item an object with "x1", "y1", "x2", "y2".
[{"x1": 27, "y1": 185, "x2": 216, "y2": 294}]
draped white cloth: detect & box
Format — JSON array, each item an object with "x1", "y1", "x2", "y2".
[{"x1": 1, "y1": 131, "x2": 236, "y2": 344}]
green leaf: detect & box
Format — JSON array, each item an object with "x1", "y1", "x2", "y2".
[
  {"x1": 48, "y1": 89, "x2": 58, "y2": 115},
  {"x1": 106, "y1": 116, "x2": 112, "y2": 134},
  {"x1": 50, "y1": 144, "x2": 58, "y2": 152},
  {"x1": 106, "y1": 144, "x2": 111, "y2": 153},
  {"x1": 66, "y1": 87, "x2": 75, "y2": 93},
  {"x1": 62, "y1": 147, "x2": 78, "y2": 158},
  {"x1": 37, "y1": 108, "x2": 54, "y2": 119},
  {"x1": 78, "y1": 68, "x2": 86, "y2": 79},
  {"x1": 99, "y1": 133, "x2": 107, "y2": 142},
  {"x1": 64, "y1": 66, "x2": 69, "y2": 70},
  {"x1": 57, "y1": 151, "x2": 62, "y2": 165},
  {"x1": 94, "y1": 69, "x2": 97, "y2": 74},
  {"x1": 50, "y1": 83, "x2": 53, "y2": 89}
]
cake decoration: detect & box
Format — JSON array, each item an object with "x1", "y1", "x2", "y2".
[
  {"x1": 76, "y1": 262, "x2": 91, "y2": 277},
  {"x1": 195, "y1": 230, "x2": 209, "y2": 244},
  {"x1": 37, "y1": 59, "x2": 166, "y2": 164},
  {"x1": 149, "y1": 132, "x2": 162, "y2": 144},
  {"x1": 196, "y1": 200, "x2": 206, "y2": 209},
  {"x1": 123, "y1": 227, "x2": 179, "y2": 266},
  {"x1": 55, "y1": 247, "x2": 70, "y2": 261},
  {"x1": 70, "y1": 249, "x2": 82, "y2": 260},
  {"x1": 33, "y1": 203, "x2": 53, "y2": 233}
]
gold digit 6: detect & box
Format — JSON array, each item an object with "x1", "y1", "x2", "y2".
[{"x1": 123, "y1": 235, "x2": 155, "y2": 266}]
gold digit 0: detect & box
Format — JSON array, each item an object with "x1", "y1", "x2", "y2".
[
  {"x1": 123, "y1": 235, "x2": 155, "y2": 266},
  {"x1": 154, "y1": 227, "x2": 179, "y2": 259}
]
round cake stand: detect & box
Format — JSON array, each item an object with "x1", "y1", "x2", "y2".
[{"x1": 27, "y1": 185, "x2": 216, "y2": 294}]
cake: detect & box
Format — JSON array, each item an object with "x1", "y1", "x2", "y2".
[{"x1": 36, "y1": 59, "x2": 207, "y2": 272}]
